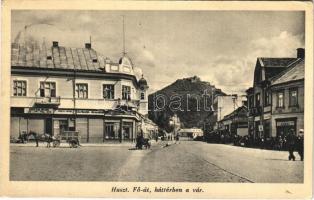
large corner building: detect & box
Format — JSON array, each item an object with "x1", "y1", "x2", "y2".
[{"x1": 10, "y1": 41, "x2": 150, "y2": 143}]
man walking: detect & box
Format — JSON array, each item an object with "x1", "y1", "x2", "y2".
[
  {"x1": 286, "y1": 129, "x2": 296, "y2": 161},
  {"x1": 296, "y1": 130, "x2": 304, "y2": 161}
]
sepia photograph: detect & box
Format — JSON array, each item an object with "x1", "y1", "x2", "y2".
[{"x1": 1, "y1": 0, "x2": 313, "y2": 198}]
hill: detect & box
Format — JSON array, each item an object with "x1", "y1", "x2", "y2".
[{"x1": 148, "y1": 76, "x2": 225, "y2": 132}]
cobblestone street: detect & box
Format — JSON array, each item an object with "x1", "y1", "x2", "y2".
[{"x1": 10, "y1": 141, "x2": 303, "y2": 182}]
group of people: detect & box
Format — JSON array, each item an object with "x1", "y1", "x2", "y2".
[
  {"x1": 205, "y1": 129, "x2": 304, "y2": 161},
  {"x1": 135, "y1": 131, "x2": 150, "y2": 149}
]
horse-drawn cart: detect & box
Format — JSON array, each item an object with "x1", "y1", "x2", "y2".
[{"x1": 53, "y1": 131, "x2": 80, "y2": 148}]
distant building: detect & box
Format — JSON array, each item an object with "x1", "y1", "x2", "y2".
[
  {"x1": 178, "y1": 128, "x2": 204, "y2": 139},
  {"x1": 219, "y1": 106, "x2": 248, "y2": 137},
  {"x1": 169, "y1": 114, "x2": 181, "y2": 133},
  {"x1": 210, "y1": 94, "x2": 246, "y2": 133},
  {"x1": 11, "y1": 40, "x2": 149, "y2": 143},
  {"x1": 246, "y1": 48, "x2": 304, "y2": 139},
  {"x1": 140, "y1": 116, "x2": 158, "y2": 139}
]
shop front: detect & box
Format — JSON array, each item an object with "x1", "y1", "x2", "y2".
[
  {"x1": 11, "y1": 107, "x2": 140, "y2": 143},
  {"x1": 275, "y1": 117, "x2": 297, "y2": 137}
]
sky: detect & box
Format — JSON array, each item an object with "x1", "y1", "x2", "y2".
[{"x1": 11, "y1": 10, "x2": 305, "y2": 95}]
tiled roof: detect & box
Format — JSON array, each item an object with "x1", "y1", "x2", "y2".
[
  {"x1": 11, "y1": 42, "x2": 110, "y2": 71},
  {"x1": 258, "y1": 57, "x2": 301, "y2": 80},
  {"x1": 221, "y1": 106, "x2": 247, "y2": 121},
  {"x1": 271, "y1": 60, "x2": 304, "y2": 86},
  {"x1": 259, "y1": 58, "x2": 298, "y2": 68}
]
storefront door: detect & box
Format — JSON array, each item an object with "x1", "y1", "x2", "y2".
[
  {"x1": 59, "y1": 120, "x2": 69, "y2": 135},
  {"x1": 122, "y1": 122, "x2": 133, "y2": 140},
  {"x1": 45, "y1": 118, "x2": 53, "y2": 135}
]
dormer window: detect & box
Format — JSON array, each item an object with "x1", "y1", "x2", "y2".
[{"x1": 92, "y1": 58, "x2": 98, "y2": 63}]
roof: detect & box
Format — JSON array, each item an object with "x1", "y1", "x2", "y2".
[
  {"x1": 221, "y1": 106, "x2": 248, "y2": 121},
  {"x1": 11, "y1": 42, "x2": 111, "y2": 72},
  {"x1": 271, "y1": 60, "x2": 304, "y2": 86},
  {"x1": 259, "y1": 58, "x2": 298, "y2": 68}
]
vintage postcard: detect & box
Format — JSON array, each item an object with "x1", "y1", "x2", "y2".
[{"x1": 0, "y1": 0, "x2": 313, "y2": 198}]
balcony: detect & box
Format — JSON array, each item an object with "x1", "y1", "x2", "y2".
[
  {"x1": 34, "y1": 96, "x2": 61, "y2": 108},
  {"x1": 117, "y1": 99, "x2": 140, "y2": 111}
]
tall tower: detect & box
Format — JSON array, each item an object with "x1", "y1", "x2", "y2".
[{"x1": 138, "y1": 74, "x2": 149, "y2": 115}]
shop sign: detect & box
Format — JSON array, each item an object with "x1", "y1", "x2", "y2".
[
  {"x1": 55, "y1": 109, "x2": 104, "y2": 115},
  {"x1": 25, "y1": 108, "x2": 104, "y2": 115},
  {"x1": 25, "y1": 108, "x2": 54, "y2": 114},
  {"x1": 277, "y1": 121, "x2": 295, "y2": 127}
]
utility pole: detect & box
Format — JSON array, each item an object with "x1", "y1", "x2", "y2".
[{"x1": 122, "y1": 15, "x2": 126, "y2": 56}]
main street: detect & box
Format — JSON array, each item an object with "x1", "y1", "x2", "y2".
[{"x1": 10, "y1": 141, "x2": 303, "y2": 182}]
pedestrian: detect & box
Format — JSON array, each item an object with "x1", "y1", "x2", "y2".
[
  {"x1": 34, "y1": 133, "x2": 39, "y2": 147},
  {"x1": 286, "y1": 129, "x2": 296, "y2": 161},
  {"x1": 296, "y1": 131, "x2": 304, "y2": 161}
]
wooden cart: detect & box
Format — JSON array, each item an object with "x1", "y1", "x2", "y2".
[{"x1": 53, "y1": 131, "x2": 80, "y2": 148}]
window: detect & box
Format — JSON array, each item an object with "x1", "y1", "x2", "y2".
[
  {"x1": 40, "y1": 82, "x2": 56, "y2": 97},
  {"x1": 103, "y1": 84, "x2": 115, "y2": 99},
  {"x1": 76, "y1": 83, "x2": 88, "y2": 99},
  {"x1": 249, "y1": 95, "x2": 254, "y2": 109},
  {"x1": 140, "y1": 92, "x2": 145, "y2": 100},
  {"x1": 277, "y1": 91, "x2": 284, "y2": 108},
  {"x1": 264, "y1": 90, "x2": 271, "y2": 106},
  {"x1": 289, "y1": 88, "x2": 298, "y2": 107},
  {"x1": 122, "y1": 85, "x2": 131, "y2": 100},
  {"x1": 255, "y1": 93, "x2": 260, "y2": 107},
  {"x1": 13, "y1": 80, "x2": 27, "y2": 96},
  {"x1": 104, "y1": 122, "x2": 120, "y2": 139}
]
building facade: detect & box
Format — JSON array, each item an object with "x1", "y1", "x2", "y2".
[
  {"x1": 246, "y1": 48, "x2": 304, "y2": 139},
  {"x1": 270, "y1": 60, "x2": 304, "y2": 138},
  {"x1": 211, "y1": 94, "x2": 246, "y2": 133},
  {"x1": 219, "y1": 106, "x2": 248, "y2": 137},
  {"x1": 11, "y1": 41, "x2": 150, "y2": 143}
]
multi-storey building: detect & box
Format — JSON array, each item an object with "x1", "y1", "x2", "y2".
[
  {"x1": 246, "y1": 48, "x2": 304, "y2": 139},
  {"x1": 10, "y1": 41, "x2": 149, "y2": 143},
  {"x1": 270, "y1": 59, "x2": 304, "y2": 138}
]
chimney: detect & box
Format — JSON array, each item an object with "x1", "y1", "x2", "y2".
[
  {"x1": 52, "y1": 41, "x2": 59, "y2": 47},
  {"x1": 297, "y1": 48, "x2": 305, "y2": 59},
  {"x1": 85, "y1": 43, "x2": 91, "y2": 49}
]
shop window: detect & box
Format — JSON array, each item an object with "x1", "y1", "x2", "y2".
[
  {"x1": 104, "y1": 122, "x2": 120, "y2": 139},
  {"x1": 289, "y1": 88, "x2": 298, "y2": 107},
  {"x1": 264, "y1": 90, "x2": 271, "y2": 106},
  {"x1": 13, "y1": 80, "x2": 27, "y2": 96},
  {"x1": 122, "y1": 85, "x2": 131, "y2": 100},
  {"x1": 40, "y1": 82, "x2": 56, "y2": 97},
  {"x1": 103, "y1": 84, "x2": 115, "y2": 99},
  {"x1": 277, "y1": 91, "x2": 284, "y2": 108},
  {"x1": 75, "y1": 83, "x2": 88, "y2": 99}
]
